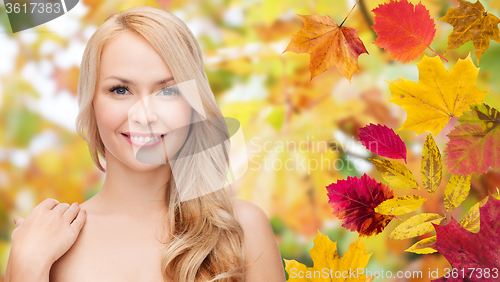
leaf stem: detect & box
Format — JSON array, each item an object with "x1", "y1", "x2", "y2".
[
  {"x1": 427, "y1": 45, "x2": 448, "y2": 62},
  {"x1": 340, "y1": 0, "x2": 361, "y2": 27}
]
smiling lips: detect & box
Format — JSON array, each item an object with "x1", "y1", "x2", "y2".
[{"x1": 121, "y1": 132, "x2": 167, "y2": 147}]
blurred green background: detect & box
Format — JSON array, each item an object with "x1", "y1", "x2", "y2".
[{"x1": 1, "y1": 0, "x2": 500, "y2": 281}]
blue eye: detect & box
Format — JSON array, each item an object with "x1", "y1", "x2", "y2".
[
  {"x1": 109, "y1": 85, "x2": 130, "y2": 95},
  {"x1": 159, "y1": 86, "x2": 180, "y2": 96}
]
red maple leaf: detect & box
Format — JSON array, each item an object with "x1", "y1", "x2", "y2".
[
  {"x1": 431, "y1": 197, "x2": 500, "y2": 281},
  {"x1": 326, "y1": 173, "x2": 396, "y2": 237},
  {"x1": 358, "y1": 123, "x2": 407, "y2": 163},
  {"x1": 372, "y1": 0, "x2": 439, "y2": 63}
]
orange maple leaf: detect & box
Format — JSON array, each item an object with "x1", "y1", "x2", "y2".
[
  {"x1": 439, "y1": 0, "x2": 500, "y2": 64},
  {"x1": 283, "y1": 14, "x2": 368, "y2": 82}
]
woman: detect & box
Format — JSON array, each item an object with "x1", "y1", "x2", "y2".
[{"x1": 6, "y1": 5, "x2": 286, "y2": 282}]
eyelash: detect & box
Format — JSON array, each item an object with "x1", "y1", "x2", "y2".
[
  {"x1": 108, "y1": 85, "x2": 130, "y2": 95},
  {"x1": 108, "y1": 84, "x2": 181, "y2": 96}
]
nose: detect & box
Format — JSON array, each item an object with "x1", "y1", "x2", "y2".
[{"x1": 129, "y1": 94, "x2": 158, "y2": 126}]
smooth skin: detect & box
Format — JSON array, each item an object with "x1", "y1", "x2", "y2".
[
  {"x1": 6, "y1": 30, "x2": 286, "y2": 282},
  {"x1": 5, "y1": 199, "x2": 86, "y2": 282}
]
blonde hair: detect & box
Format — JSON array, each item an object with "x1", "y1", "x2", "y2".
[{"x1": 75, "y1": 5, "x2": 246, "y2": 281}]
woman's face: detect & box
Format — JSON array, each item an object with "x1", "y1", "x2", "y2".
[{"x1": 93, "y1": 31, "x2": 193, "y2": 171}]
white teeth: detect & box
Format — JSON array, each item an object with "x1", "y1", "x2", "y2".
[{"x1": 127, "y1": 134, "x2": 164, "y2": 142}]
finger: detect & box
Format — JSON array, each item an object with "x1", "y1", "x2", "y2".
[
  {"x1": 70, "y1": 209, "x2": 87, "y2": 232},
  {"x1": 63, "y1": 202, "x2": 80, "y2": 223},
  {"x1": 53, "y1": 203, "x2": 71, "y2": 216},
  {"x1": 39, "y1": 198, "x2": 60, "y2": 210},
  {"x1": 13, "y1": 217, "x2": 24, "y2": 227}
]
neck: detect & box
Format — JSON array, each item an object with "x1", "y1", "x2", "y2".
[{"x1": 92, "y1": 148, "x2": 171, "y2": 219}]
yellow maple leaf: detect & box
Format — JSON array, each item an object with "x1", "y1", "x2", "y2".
[
  {"x1": 387, "y1": 54, "x2": 489, "y2": 136},
  {"x1": 283, "y1": 14, "x2": 368, "y2": 82},
  {"x1": 439, "y1": 0, "x2": 500, "y2": 64},
  {"x1": 284, "y1": 230, "x2": 374, "y2": 281}
]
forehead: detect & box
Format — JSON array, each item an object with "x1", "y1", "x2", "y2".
[{"x1": 99, "y1": 31, "x2": 172, "y2": 81}]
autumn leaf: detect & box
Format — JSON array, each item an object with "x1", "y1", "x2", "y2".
[
  {"x1": 284, "y1": 230, "x2": 374, "y2": 281},
  {"x1": 460, "y1": 188, "x2": 500, "y2": 232},
  {"x1": 431, "y1": 197, "x2": 500, "y2": 282},
  {"x1": 421, "y1": 134, "x2": 442, "y2": 195},
  {"x1": 439, "y1": 0, "x2": 500, "y2": 64},
  {"x1": 368, "y1": 158, "x2": 419, "y2": 190},
  {"x1": 359, "y1": 123, "x2": 407, "y2": 162},
  {"x1": 405, "y1": 236, "x2": 438, "y2": 254},
  {"x1": 387, "y1": 54, "x2": 489, "y2": 136},
  {"x1": 375, "y1": 195, "x2": 427, "y2": 216},
  {"x1": 445, "y1": 103, "x2": 500, "y2": 175},
  {"x1": 326, "y1": 173, "x2": 395, "y2": 237},
  {"x1": 371, "y1": 0, "x2": 440, "y2": 63},
  {"x1": 389, "y1": 213, "x2": 444, "y2": 240},
  {"x1": 407, "y1": 189, "x2": 499, "y2": 255},
  {"x1": 444, "y1": 175, "x2": 471, "y2": 212},
  {"x1": 283, "y1": 14, "x2": 368, "y2": 82}
]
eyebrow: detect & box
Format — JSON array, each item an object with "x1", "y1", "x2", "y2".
[{"x1": 104, "y1": 76, "x2": 175, "y2": 86}]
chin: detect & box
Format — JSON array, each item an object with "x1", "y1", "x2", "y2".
[
  {"x1": 127, "y1": 160, "x2": 165, "y2": 172},
  {"x1": 104, "y1": 140, "x2": 171, "y2": 172}
]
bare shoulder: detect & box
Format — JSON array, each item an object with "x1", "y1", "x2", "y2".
[
  {"x1": 230, "y1": 198, "x2": 286, "y2": 282},
  {"x1": 231, "y1": 199, "x2": 275, "y2": 242},
  {"x1": 50, "y1": 196, "x2": 167, "y2": 282},
  {"x1": 232, "y1": 198, "x2": 269, "y2": 226}
]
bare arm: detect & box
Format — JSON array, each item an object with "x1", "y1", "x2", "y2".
[
  {"x1": 5, "y1": 243, "x2": 52, "y2": 282},
  {"x1": 233, "y1": 199, "x2": 286, "y2": 282},
  {"x1": 6, "y1": 198, "x2": 87, "y2": 282}
]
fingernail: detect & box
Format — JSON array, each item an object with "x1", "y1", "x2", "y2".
[{"x1": 72, "y1": 202, "x2": 79, "y2": 207}]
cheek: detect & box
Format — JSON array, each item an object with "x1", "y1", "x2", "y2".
[
  {"x1": 160, "y1": 100, "x2": 193, "y2": 129},
  {"x1": 160, "y1": 100, "x2": 192, "y2": 148},
  {"x1": 93, "y1": 97, "x2": 129, "y2": 134}
]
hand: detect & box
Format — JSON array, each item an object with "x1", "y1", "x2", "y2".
[{"x1": 10, "y1": 198, "x2": 87, "y2": 267}]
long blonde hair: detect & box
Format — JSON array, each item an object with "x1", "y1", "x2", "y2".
[{"x1": 75, "y1": 5, "x2": 245, "y2": 281}]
